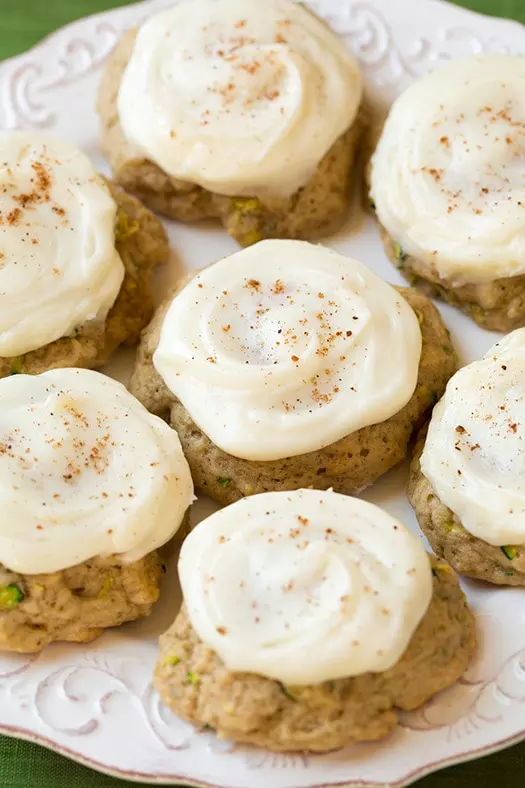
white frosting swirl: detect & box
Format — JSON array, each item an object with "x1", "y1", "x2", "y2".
[
  {"x1": 0, "y1": 132, "x2": 124, "y2": 357},
  {"x1": 370, "y1": 55, "x2": 525, "y2": 285},
  {"x1": 153, "y1": 240, "x2": 422, "y2": 461},
  {"x1": 117, "y1": 0, "x2": 362, "y2": 198},
  {"x1": 421, "y1": 329, "x2": 525, "y2": 546},
  {"x1": 0, "y1": 368, "x2": 194, "y2": 575},
  {"x1": 179, "y1": 489, "x2": 432, "y2": 684}
]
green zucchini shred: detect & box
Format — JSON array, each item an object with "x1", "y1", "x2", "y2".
[
  {"x1": 163, "y1": 655, "x2": 180, "y2": 666},
  {"x1": 445, "y1": 518, "x2": 463, "y2": 534},
  {"x1": 218, "y1": 477, "x2": 232, "y2": 488},
  {"x1": 241, "y1": 230, "x2": 262, "y2": 246},
  {"x1": 187, "y1": 672, "x2": 199, "y2": 686},
  {"x1": 0, "y1": 584, "x2": 24, "y2": 609},
  {"x1": 413, "y1": 309, "x2": 424, "y2": 326},
  {"x1": 468, "y1": 304, "x2": 484, "y2": 320},
  {"x1": 393, "y1": 242, "x2": 407, "y2": 263},
  {"x1": 232, "y1": 198, "x2": 261, "y2": 213},
  {"x1": 501, "y1": 545, "x2": 519, "y2": 560},
  {"x1": 98, "y1": 575, "x2": 115, "y2": 599},
  {"x1": 9, "y1": 360, "x2": 24, "y2": 375},
  {"x1": 115, "y1": 210, "x2": 139, "y2": 242}
]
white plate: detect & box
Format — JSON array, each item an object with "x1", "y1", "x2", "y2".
[{"x1": 1, "y1": 0, "x2": 525, "y2": 785}]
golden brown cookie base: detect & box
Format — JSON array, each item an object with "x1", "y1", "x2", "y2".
[
  {"x1": 0, "y1": 511, "x2": 191, "y2": 653},
  {"x1": 408, "y1": 428, "x2": 525, "y2": 585},
  {"x1": 378, "y1": 222, "x2": 525, "y2": 332},
  {"x1": 153, "y1": 559, "x2": 475, "y2": 752},
  {"x1": 129, "y1": 286, "x2": 457, "y2": 505},
  {"x1": 0, "y1": 553, "x2": 163, "y2": 652},
  {"x1": 0, "y1": 182, "x2": 169, "y2": 379},
  {"x1": 97, "y1": 29, "x2": 366, "y2": 247}
]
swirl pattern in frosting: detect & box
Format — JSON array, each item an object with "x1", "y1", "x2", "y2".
[
  {"x1": 0, "y1": 368, "x2": 194, "y2": 575},
  {"x1": 153, "y1": 240, "x2": 422, "y2": 461},
  {"x1": 421, "y1": 329, "x2": 525, "y2": 546},
  {"x1": 117, "y1": 0, "x2": 362, "y2": 198},
  {"x1": 0, "y1": 132, "x2": 124, "y2": 357},
  {"x1": 179, "y1": 488, "x2": 433, "y2": 684},
  {"x1": 370, "y1": 55, "x2": 525, "y2": 285}
]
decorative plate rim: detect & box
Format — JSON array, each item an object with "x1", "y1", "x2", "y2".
[
  {"x1": 1, "y1": 0, "x2": 525, "y2": 786},
  {"x1": 0, "y1": 0, "x2": 523, "y2": 61},
  {"x1": 0, "y1": 0, "x2": 523, "y2": 75},
  {"x1": 3, "y1": 723, "x2": 525, "y2": 788}
]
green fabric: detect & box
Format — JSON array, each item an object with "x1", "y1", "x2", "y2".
[
  {"x1": 0, "y1": 0, "x2": 524, "y2": 785},
  {"x1": 0, "y1": 0, "x2": 524, "y2": 58},
  {"x1": 456, "y1": 0, "x2": 525, "y2": 21}
]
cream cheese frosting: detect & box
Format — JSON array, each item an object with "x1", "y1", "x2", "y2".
[
  {"x1": 153, "y1": 240, "x2": 422, "y2": 461},
  {"x1": 117, "y1": 0, "x2": 362, "y2": 198},
  {"x1": 421, "y1": 329, "x2": 525, "y2": 547},
  {"x1": 0, "y1": 131, "x2": 124, "y2": 357},
  {"x1": 179, "y1": 489, "x2": 433, "y2": 685},
  {"x1": 0, "y1": 368, "x2": 194, "y2": 575},
  {"x1": 370, "y1": 54, "x2": 525, "y2": 285}
]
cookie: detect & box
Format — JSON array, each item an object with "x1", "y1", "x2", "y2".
[
  {"x1": 369, "y1": 55, "x2": 525, "y2": 331},
  {"x1": 98, "y1": 0, "x2": 365, "y2": 245},
  {"x1": 130, "y1": 239, "x2": 456, "y2": 503},
  {"x1": 0, "y1": 368, "x2": 193, "y2": 651},
  {"x1": 0, "y1": 132, "x2": 168, "y2": 378},
  {"x1": 154, "y1": 490, "x2": 475, "y2": 751},
  {"x1": 409, "y1": 329, "x2": 525, "y2": 585}
]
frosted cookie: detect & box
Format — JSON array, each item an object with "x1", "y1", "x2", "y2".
[
  {"x1": 0, "y1": 368, "x2": 193, "y2": 652},
  {"x1": 0, "y1": 131, "x2": 168, "y2": 378},
  {"x1": 98, "y1": 0, "x2": 364, "y2": 246},
  {"x1": 370, "y1": 55, "x2": 525, "y2": 331},
  {"x1": 409, "y1": 329, "x2": 525, "y2": 585},
  {"x1": 154, "y1": 489, "x2": 475, "y2": 751},
  {"x1": 130, "y1": 239, "x2": 456, "y2": 504}
]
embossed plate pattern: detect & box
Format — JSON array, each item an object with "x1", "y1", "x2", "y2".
[{"x1": 1, "y1": 0, "x2": 525, "y2": 785}]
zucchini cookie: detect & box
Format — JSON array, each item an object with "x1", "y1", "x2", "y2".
[
  {"x1": 409, "y1": 329, "x2": 525, "y2": 585},
  {"x1": 0, "y1": 131, "x2": 168, "y2": 378},
  {"x1": 0, "y1": 368, "x2": 194, "y2": 652},
  {"x1": 154, "y1": 489, "x2": 475, "y2": 752},
  {"x1": 369, "y1": 55, "x2": 525, "y2": 332},
  {"x1": 129, "y1": 239, "x2": 457, "y2": 505},
  {"x1": 98, "y1": 0, "x2": 364, "y2": 246}
]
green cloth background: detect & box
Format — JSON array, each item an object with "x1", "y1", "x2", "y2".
[{"x1": 1, "y1": 0, "x2": 524, "y2": 785}]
